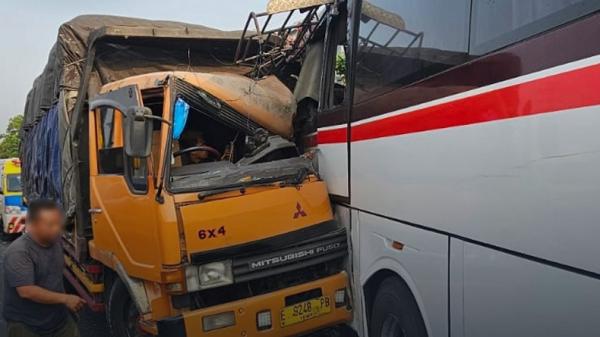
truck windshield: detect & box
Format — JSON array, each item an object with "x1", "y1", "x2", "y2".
[
  {"x1": 170, "y1": 156, "x2": 313, "y2": 194},
  {"x1": 6, "y1": 174, "x2": 22, "y2": 192},
  {"x1": 169, "y1": 128, "x2": 312, "y2": 193},
  {"x1": 167, "y1": 76, "x2": 309, "y2": 194}
]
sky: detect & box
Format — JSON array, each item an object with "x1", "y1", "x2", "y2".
[{"x1": 0, "y1": 0, "x2": 268, "y2": 131}]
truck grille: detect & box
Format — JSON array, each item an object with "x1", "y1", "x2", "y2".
[
  {"x1": 175, "y1": 226, "x2": 348, "y2": 310},
  {"x1": 232, "y1": 229, "x2": 347, "y2": 282}
]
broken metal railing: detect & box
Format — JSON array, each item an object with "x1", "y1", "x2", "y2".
[{"x1": 235, "y1": 2, "x2": 333, "y2": 77}]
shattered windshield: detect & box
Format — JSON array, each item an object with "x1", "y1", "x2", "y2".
[
  {"x1": 169, "y1": 156, "x2": 314, "y2": 194},
  {"x1": 167, "y1": 75, "x2": 309, "y2": 194}
]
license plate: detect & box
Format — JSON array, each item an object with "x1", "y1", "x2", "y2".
[{"x1": 280, "y1": 296, "x2": 331, "y2": 327}]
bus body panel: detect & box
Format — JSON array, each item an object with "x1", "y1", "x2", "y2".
[
  {"x1": 458, "y1": 239, "x2": 600, "y2": 337},
  {"x1": 342, "y1": 66, "x2": 600, "y2": 336},
  {"x1": 357, "y1": 211, "x2": 448, "y2": 337},
  {"x1": 349, "y1": 56, "x2": 600, "y2": 275},
  {"x1": 317, "y1": 143, "x2": 349, "y2": 197}
]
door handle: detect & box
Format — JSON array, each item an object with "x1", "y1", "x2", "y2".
[{"x1": 88, "y1": 208, "x2": 103, "y2": 214}]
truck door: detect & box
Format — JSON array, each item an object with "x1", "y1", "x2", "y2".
[{"x1": 88, "y1": 85, "x2": 162, "y2": 277}]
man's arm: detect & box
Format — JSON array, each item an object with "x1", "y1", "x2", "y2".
[
  {"x1": 16, "y1": 285, "x2": 85, "y2": 311},
  {"x1": 5, "y1": 249, "x2": 86, "y2": 312},
  {"x1": 16, "y1": 285, "x2": 66, "y2": 304}
]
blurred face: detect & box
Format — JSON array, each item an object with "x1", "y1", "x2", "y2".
[{"x1": 28, "y1": 208, "x2": 64, "y2": 245}]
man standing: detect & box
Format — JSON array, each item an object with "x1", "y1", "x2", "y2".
[{"x1": 3, "y1": 199, "x2": 85, "y2": 337}]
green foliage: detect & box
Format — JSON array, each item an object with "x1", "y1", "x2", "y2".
[
  {"x1": 0, "y1": 115, "x2": 23, "y2": 159},
  {"x1": 335, "y1": 53, "x2": 347, "y2": 85}
]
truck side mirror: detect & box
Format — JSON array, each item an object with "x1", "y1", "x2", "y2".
[{"x1": 124, "y1": 107, "x2": 153, "y2": 158}]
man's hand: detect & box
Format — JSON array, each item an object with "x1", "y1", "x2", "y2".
[{"x1": 63, "y1": 294, "x2": 86, "y2": 312}]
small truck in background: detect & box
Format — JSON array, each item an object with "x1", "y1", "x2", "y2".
[
  {"x1": 20, "y1": 11, "x2": 352, "y2": 337},
  {"x1": 0, "y1": 158, "x2": 27, "y2": 237}
]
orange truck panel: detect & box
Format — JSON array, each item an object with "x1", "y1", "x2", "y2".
[{"x1": 178, "y1": 181, "x2": 333, "y2": 255}]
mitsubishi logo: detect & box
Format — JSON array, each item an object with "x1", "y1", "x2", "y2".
[{"x1": 293, "y1": 202, "x2": 307, "y2": 219}]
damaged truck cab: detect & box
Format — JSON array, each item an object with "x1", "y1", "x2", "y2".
[{"x1": 88, "y1": 71, "x2": 351, "y2": 336}]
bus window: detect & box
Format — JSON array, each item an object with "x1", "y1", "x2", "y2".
[
  {"x1": 470, "y1": 0, "x2": 600, "y2": 55},
  {"x1": 6, "y1": 174, "x2": 21, "y2": 193},
  {"x1": 322, "y1": 4, "x2": 349, "y2": 109},
  {"x1": 354, "y1": 0, "x2": 471, "y2": 103}
]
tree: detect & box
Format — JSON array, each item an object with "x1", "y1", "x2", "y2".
[{"x1": 0, "y1": 115, "x2": 23, "y2": 159}]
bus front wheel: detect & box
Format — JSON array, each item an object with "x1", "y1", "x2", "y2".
[{"x1": 369, "y1": 276, "x2": 428, "y2": 337}]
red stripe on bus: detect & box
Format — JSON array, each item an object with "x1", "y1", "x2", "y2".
[
  {"x1": 317, "y1": 63, "x2": 600, "y2": 144},
  {"x1": 316, "y1": 128, "x2": 347, "y2": 144}
]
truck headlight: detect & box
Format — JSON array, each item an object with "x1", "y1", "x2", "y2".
[
  {"x1": 185, "y1": 260, "x2": 233, "y2": 291},
  {"x1": 5, "y1": 206, "x2": 21, "y2": 215}
]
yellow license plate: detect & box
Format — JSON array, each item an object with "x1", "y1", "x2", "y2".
[{"x1": 280, "y1": 296, "x2": 332, "y2": 327}]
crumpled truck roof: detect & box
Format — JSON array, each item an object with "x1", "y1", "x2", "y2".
[{"x1": 102, "y1": 71, "x2": 297, "y2": 138}]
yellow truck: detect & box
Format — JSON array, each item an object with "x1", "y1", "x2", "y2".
[{"x1": 20, "y1": 13, "x2": 352, "y2": 337}]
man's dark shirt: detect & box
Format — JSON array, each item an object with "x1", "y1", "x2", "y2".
[{"x1": 2, "y1": 233, "x2": 68, "y2": 334}]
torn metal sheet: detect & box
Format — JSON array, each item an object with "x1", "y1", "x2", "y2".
[
  {"x1": 179, "y1": 72, "x2": 296, "y2": 138},
  {"x1": 267, "y1": 0, "x2": 334, "y2": 14}
]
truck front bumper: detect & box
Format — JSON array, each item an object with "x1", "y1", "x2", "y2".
[{"x1": 157, "y1": 272, "x2": 352, "y2": 337}]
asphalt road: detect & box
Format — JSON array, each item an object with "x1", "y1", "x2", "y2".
[{"x1": 0, "y1": 238, "x2": 353, "y2": 337}]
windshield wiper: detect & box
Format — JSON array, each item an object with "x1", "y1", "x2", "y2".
[
  {"x1": 197, "y1": 175, "x2": 288, "y2": 193},
  {"x1": 195, "y1": 177, "x2": 280, "y2": 199},
  {"x1": 281, "y1": 166, "x2": 309, "y2": 186}
]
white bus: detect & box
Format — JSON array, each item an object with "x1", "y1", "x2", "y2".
[
  {"x1": 239, "y1": 0, "x2": 600, "y2": 335},
  {"x1": 315, "y1": 1, "x2": 600, "y2": 336},
  {"x1": 239, "y1": 0, "x2": 600, "y2": 336}
]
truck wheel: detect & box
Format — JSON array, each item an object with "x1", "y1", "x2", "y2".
[
  {"x1": 107, "y1": 278, "x2": 149, "y2": 337},
  {"x1": 369, "y1": 277, "x2": 428, "y2": 337}
]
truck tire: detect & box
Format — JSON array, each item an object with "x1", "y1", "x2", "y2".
[
  {"x1": 369, "y1": 277, "x2": 428, "y2": 337},
  {"x1": 106, "y1": 278, "x2": 149, "y2": 337}
]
